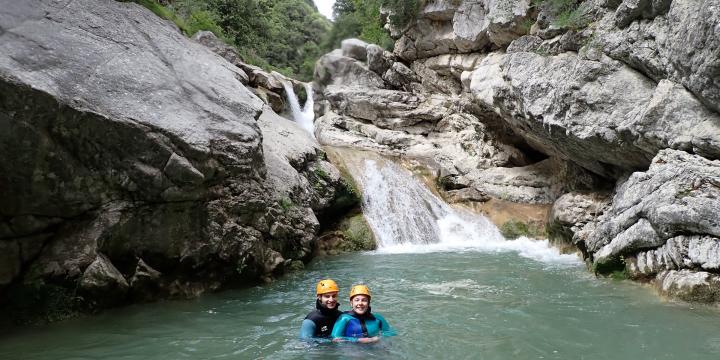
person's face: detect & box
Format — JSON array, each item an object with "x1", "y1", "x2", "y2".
[
  {"x1": 351, "y1": 295, "x2": 370, "y2": 315},
  {"x1": 318, "y1": 292, "x2": 338, "y2": 309}
]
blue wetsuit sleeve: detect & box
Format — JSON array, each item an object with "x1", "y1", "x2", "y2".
[
  {"x1": 300, "y1": 319, "x2": 316, "y2": 340},
  {"x1": 375, "y1": 314, "x2": 397, "y2": 337},
  {"x1": 330, "y1": 315, "x2": 358, "y2": 343},
  {"x1": 300, "y1": 319, "x2": 333, "y2": 344}
]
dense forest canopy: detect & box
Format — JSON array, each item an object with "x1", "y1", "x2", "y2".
[{"x1": 130, "y1": 0, "x2": 420, "y2": 81}]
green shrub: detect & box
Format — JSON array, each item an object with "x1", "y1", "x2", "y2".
[
  {"x1": 532, "y1": 0, "x2": 591, "y2": 30},
  {"x1": 186, "y1": 10, "x2": 224, "y2": 37}
]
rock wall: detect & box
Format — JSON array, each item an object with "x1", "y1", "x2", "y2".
[
  {"x1": 0, "y1": 0, "x2": 352, "y2": 324},
  {"x1": 314, "y1": 0, "x2": 720, "y2": 302}
]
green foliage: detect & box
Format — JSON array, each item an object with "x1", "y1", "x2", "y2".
[
  {"x1": 314, "y1": 167, "x2": 330, "y2": 181},
  {"x1": 339, "y1": 214, "x2": 377, "y2": 251},
  {"x1": 132, "y1": 0, "x2": 330, "y2": 81},
  {"x1": 382, "y1": 0, "x2": 421, "y2": 29},
  {"x1": 610, "y1": 269, "x2": 628, "y2": 281},
  {"x1": 322, "y1": 0, "x2": 393, "y2": 52},
  {"x1": 128, "y1": 0, "x2": 191, "y2": 34},
  {"x1": 279, "y1": 197, "x2": 295, "y2": 211},
  {"x1": 532, "y1": 0, "x2": 591, "y2": 30}
]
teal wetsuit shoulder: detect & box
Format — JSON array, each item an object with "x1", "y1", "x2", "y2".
[{"x1": 331, "y1": 312, "x2": 396, "y2": 341}]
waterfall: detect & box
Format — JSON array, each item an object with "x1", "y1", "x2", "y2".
[
  {"x1": 282, "y1": 81, "x2": 315, "y2": 138},
  {"x1": 339, "y1": 150, "x2": 579, "y2": 264}
]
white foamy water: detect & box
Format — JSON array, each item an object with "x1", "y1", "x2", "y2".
[
  {"x1": 347, "y1": 157, "x2": 580, "y2": 265},
  {"x1": 282, "y1": 81, "x2": 315, "y2": 137}
]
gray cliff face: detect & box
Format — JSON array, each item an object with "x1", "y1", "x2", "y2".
[
  {"x1": 315, "y1": 0, "x2": 720, "y2": 302},
  {"x1": 0, "y1": 0, "x2": 348, "y2": 322}
]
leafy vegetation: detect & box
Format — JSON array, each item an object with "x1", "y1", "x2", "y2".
[
  {"x1": 532, "y1": 0, "x2": 592, "y2": 30},
  {"x1": 322, "y1": 0, "x2": 394, "y2": 51},
  {"x1": 128, "y1": 0, "x2": 330, "y2": 80}
]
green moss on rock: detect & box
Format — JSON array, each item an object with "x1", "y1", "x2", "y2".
[{"x1": 500, "y1": 219, "x2": 546, "y2": 239}]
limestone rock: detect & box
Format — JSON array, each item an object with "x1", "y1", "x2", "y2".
[
  {"x1": 470, "y1": 51, "x2": 720, "y2": 178},
  {"x1": 0, "y1": 0, "x2": 350, "y2": 321},
  {"x1": 394, "y1": 0, "x2": 533, "y2": 61},
  {"x1": 163, "y1": 153, "x2": 205, "y2": 186},
  {"x1": 596, "y1": 0, "x2": 720, "y2": 113},
  {"x1": 366, "y1": 44, "x2": 395, "y2": 76},
  {"x1": 656, "y1": 270, "x2": 720, "y2": 303},
  {"x1": 548, "y1": 191, "x2": 611, "y2": 251},
  {"x1": 341, "y1": 38, "x2": 369, "y2": 61},
  {"x1": 587, "y1": 150, "x2": 720, "y2": 270},
  {"x1": 315, "y1": 50, "x2": 385, "y2": 89}
]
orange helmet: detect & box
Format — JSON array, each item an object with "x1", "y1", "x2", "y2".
[
  {"x1": 349, "y1": 284, "x2": 371, "y2": 300},
  {"x1": 316, "y1": 279, "x2": 339, "y2": 295}
]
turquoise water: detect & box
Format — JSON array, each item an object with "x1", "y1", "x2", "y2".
[{"x1": 2, "y1": 250, "x2": 720, "y2": 359}]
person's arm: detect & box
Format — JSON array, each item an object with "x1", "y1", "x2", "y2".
[
  {"x1": 299, "y1": 319, "x2": 317, "y2": 340},
  {"x1": 376, "y1": 314, "x2": 397, "y2": 337},
  {"x1": 330, "y1": 315, "x2": 358, "y2": 343}
]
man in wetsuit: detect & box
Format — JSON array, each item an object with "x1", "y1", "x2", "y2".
[{"x1": 300, "y1": 279, "x2": 342, "y2": 340}]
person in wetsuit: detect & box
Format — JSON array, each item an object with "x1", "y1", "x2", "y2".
[
  {"x1": 331, "y1": 284, "x2": 396, "y2": 343},
  {"x1": 300, "y1": 279, "x2": 342, "y2": 340}
]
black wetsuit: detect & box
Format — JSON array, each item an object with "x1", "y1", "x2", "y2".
[{"x1": 300, "y1": 299, "x2": 341, "y2": 338}]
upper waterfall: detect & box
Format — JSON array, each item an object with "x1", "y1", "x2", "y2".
[{"x1": 282, "y1": 82, "x2": 315, "y2": 138}]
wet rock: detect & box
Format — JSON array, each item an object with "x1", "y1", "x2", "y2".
[
  {"x1": 79, "y1": 254, "x2": 129, "y2": 308},
  {"x1": 0, "y1": 241, "x2": 21, "y2": 286},
  {"x1": 252, "y1": 86, "x2": 285, "y2": 113},
  {"x1": 547, "y1": 191, "x2": 611, "y2": 250},
  {"x1": 129, "y1": 258, "x2": 163, "y2": 301},
  {"x1": 656, "y1": 270, "x2": 720, "y2": 303}
]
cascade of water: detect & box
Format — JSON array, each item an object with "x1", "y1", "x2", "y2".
[
  {"x1": 340, "y1": 151, "x2": 579, "y2": 264},
  {"x1": 282, "y1": 81, "x2": 315, "y2": 138}
]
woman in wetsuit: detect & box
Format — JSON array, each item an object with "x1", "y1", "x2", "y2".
[{"x1": 331, "y1": 284, "x2": 396, "y2": 343}]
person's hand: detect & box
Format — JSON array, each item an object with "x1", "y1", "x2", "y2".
[{"x1": 358, "y1": 336, "x2": 380, "y2": 344}]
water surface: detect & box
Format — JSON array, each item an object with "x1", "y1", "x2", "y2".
[{"x1": 2, "y1": 250, "x2": 719, "y2": 360}]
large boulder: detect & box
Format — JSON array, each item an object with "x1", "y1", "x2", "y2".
[
  {"x1": 394, "y1": 0, "x2": 533, "y2": 61},
  {"x1": 0, "y1": 0, "x2": 348, "y2": 323},
  {"x1": 469, "y1": 51, "x2": 720, "y2": 178},
  {"x1": 586, "y1": 150, "x2": 720, "y2": 274},
  {"x1": 597, "y1": 0, "x2": 720, "y2": 113}
]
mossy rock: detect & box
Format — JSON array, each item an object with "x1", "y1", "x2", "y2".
[
  {"x1": 3, "y1": 280, "x2": 81, "y2": 325},
  {"x1": 337, "y1": 214, "x2": 376, "y2": 252},
  {"x1": 499, "y1": 219, "x2": 546, "y2": 239},
  {"x1": 316, "y1": 213, "x2": 376, "y2": 255}
]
